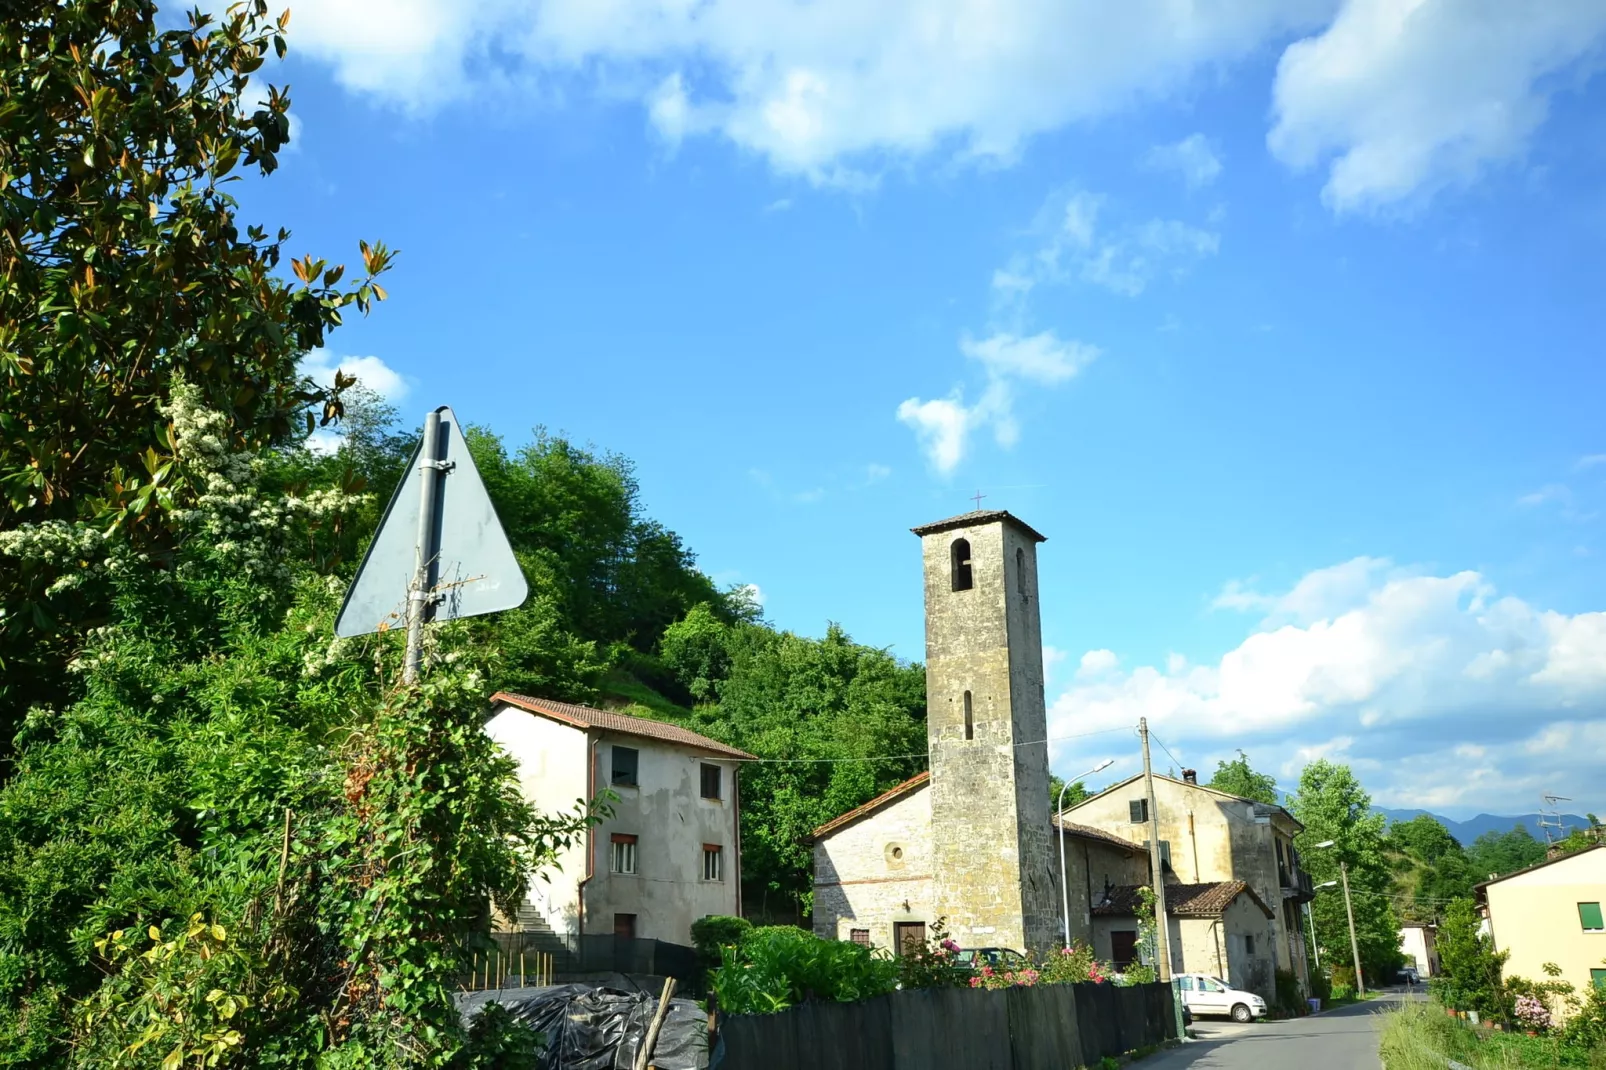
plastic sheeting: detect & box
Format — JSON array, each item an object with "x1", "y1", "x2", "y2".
[{"x1": 456, "y1": 984, "x2": 708, "y2": 1070}]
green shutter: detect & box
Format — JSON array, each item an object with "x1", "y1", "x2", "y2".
[
  {"x1": 1592, "y1": 969, "x2": 1606, "y2": 992},
  {"x1": 1580, "y1": 902, "x2": 1604, "y2": 931}
]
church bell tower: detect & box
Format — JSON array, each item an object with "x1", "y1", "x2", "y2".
[{"x1": 912, "y1": 509, "x2": 1056, "y2": 953}]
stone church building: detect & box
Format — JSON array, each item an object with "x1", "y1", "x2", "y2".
[{"x1": 810, "y1": 510, "x2": 1150, "y2": 955}]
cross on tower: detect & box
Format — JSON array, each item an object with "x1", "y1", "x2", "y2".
[{"x1": 971, "y1": 490, "x2": 987, "y2": 510}]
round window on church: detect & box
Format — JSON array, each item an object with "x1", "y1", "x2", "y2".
[{"x1": 885, "y1": 843, "x2": 906, "y2": 867}]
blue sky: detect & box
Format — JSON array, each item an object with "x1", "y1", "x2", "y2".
[{"x1": 243, "y1": 1, "x2": 1606, "y2": 820}]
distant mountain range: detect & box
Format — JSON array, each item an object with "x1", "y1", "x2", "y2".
[{"x1": 1372, "y1": 807, "x2": 1594, "y2": 845}]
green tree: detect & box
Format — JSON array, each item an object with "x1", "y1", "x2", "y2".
[
  {"x1": 0, "y1": 384, "x2": 588, "y2": 1065},
  {"x1": 1466, "y1": 825, "x2": 1547, "y2": 881},
  {"x1": 1289, "y1": 760, "x2": 1402, "y2": 983},
  {"x1": 0, "y1": 0, "x2": 393, "y2": 758},
  {"x1": 1430, "y1": 898, "x2": 1509, "y2": 1020},
  {"x1": 1389, "y1": 814, "x2": 1462, "y2": 862},
  {"x1": 1206, "y1": 750, "x2": 1278, "y2": 804},
  {"x1": 1050, "y1": 774, "x2": 1090, "y2": 813},
  {"x1": 666, "y1": 611, "x2": 927, "y2": 917}
]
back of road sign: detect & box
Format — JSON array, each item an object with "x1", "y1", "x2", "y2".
[{"x1": 334, "y1": 406, "x2": 527, "y2": 638}]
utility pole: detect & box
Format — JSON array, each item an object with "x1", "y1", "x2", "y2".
[
  {"x1": 1339, "y1": 861, "x2": 1365, "y2": 997},
  {"x1": 1305, "y1": 901, "x2": 1321, "y2": 971},
  {"x1": 1139, "y1": 718, "x2": 1172, "y2": 982}
]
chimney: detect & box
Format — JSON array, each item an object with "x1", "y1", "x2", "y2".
[{"x1": 1182, "y1": 769, "x2": 1198, "y2": 785}]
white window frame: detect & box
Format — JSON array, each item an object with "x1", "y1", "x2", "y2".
[
  {"x1": 702, "y1": 845, "x2": 724, "y2": 882},
  {"x1": 610, "y1": 836, "x2": 638, "y2": 875}
]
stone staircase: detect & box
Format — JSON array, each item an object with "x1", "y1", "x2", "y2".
[{"x1": 512, "y1": 898, "x2": 575, "y2": 975}]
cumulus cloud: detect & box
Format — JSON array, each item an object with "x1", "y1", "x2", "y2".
[
  {"x1": 1144, "y1": 133, "x2": 1223, "y2": 188},
  {"x1": 299, "y1": 349, "x2": 410, "y2": 401},
  {"x1": 897, "y1": 331, "x2": 1097, "y2": 474},
  {"x1": 1049, "y1": 558, "x2": 1606, "y2": 813},
  {"x1": 281, "y1": 0, "x2": 1330, "y2": 182},
  {"x1": 1269, "y1": 0, "x2": 1606, "y2": 213}
]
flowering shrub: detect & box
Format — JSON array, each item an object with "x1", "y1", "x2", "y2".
[
  {"x1": 1038, "y1": 942, "x2": 1108, "y2": 986},
  {"x1": 970, "y1": 966, "x2": 1042, "y2": 990},
  {"x1": 1513, "y1": 995, "x2": 1551, "y2": 1032},
  {"x1": 897, "y1": 919, "x2": 969, "y2": 990}
]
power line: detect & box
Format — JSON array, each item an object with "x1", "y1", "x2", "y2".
[{"x1": 727, "y1": 723, "x2": 1136, "y2": 765}]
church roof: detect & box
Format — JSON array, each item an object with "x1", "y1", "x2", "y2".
[
  {"x1": 490, "y1": 692, "x2": 757, "y2": 761},
  {"x1": 1092, "y1": 880, "x2": 1275, "y2": 920},
  {"x1": 809, "y1": 771, "x2": 931, "y2": 841},
  {"x1": 910, "y1": 509, "x2": 1047, "y2": 543}
]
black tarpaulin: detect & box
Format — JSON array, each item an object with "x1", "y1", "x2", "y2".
[{"x1": 457, "y1": 985, "x2": 707, "y2": 1070}]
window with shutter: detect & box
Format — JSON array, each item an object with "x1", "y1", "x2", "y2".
[
  {"x1": 1129, "y1": 799, "x2": 1148, "y2": 824},
  {"x1": 1580, "y1": 902, "x2": 1604, "y2": 932},
  {"x1": 850, "y1": 929, "x2": 870, "y2": 947}
]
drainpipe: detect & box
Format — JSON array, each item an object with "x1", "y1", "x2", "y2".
[
  {"x1": 576, "y1": 737, "x2": 598, "y2": 941},
  {"x1": 1188, "y1": 811, "x2": 1200, "y2": 883},
  {"x1": 733, "y1": 762, "x2": 743, "y2": 920}
]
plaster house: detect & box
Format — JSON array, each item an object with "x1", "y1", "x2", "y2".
[
  {"x1": 810, "y1": 510, "x2": 1067, "y2": 955},
  {"x1": 1399, "y1": 923, "x2": 1439, "y2": 977},
  {"x1": 1064, "y1": 770, "x2": 1314, "y2": 999},
  {"x1": 484, "y1": 692, "x2": 755, "y2": 948},
  {"x1": 1090, "y1": 880, "x2": 1277, "y2": 989},
  {"x1": 1478, "y1": 844, "x2": 1606, "y2": 1013}
]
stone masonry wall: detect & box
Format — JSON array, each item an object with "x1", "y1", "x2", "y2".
[{"x1": 812, "y1": 783, "x2": 935, "y2": 950}]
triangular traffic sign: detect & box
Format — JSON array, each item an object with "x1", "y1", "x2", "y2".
[{"x1": 335, "y1": 405, "x2": 528, "y2": 638}]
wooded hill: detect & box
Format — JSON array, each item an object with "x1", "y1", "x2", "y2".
[{"x1": 280, "y1": 393, "x2": 931, "y2": 919}]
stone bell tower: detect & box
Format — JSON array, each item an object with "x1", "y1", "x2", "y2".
[{"x1": 912, "y1": 509, "x2": 1056, "y2": 953}]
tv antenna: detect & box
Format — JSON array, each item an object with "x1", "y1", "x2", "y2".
[{"x1": 1539, "y1": 793, "x2": 1572, "y2": 846}]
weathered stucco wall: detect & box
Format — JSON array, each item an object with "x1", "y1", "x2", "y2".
[
  {"x1": 1060, "y1": 835, "x2": 1150, "y2": 943},
  {"x1": 921, "y1": 516, "x2": 1057, "y2": 953},
  {"x1": 484, "y1": 706, "x2": 589, "y2": 935},
  {"x1": 585, "y1": 736, "x2": 741, "y2": 943},
  {"x1": 1068, "y1": 776, "x2": 1308, "y2": 992},
  {"x1": 812, "y1": 783, "x2": 936, "y2": 949}
]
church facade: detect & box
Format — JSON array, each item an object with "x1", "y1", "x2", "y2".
[{"x1": 810, "y1": 509, "x2": 1146, "y2": 955}]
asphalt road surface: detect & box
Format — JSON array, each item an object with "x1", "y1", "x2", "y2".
[{"x1": 1141, "y1": 989, "x2": 1423, "y2": 1070}]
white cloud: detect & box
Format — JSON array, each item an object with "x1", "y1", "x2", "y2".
[
  {"x1": 1144, "y1": 133, "x2": 1223, "y2": 187},
  {"x1": 1050, "y1": 558, "x2": 1606, "y2": 814},
  {"x1": 299, "y1": 349, "x2": 410, "y2": 401},
  {"x1": 996, "y1": 188, "x2": 1220, "y2": 302},
  {"x1": 1269, "y1": 0, "x2": 1606, "y2": 214},
  {"x1": 864, "y1": 463, "x2": 892, "y2": 484},
  {"x1": 1518, "y1": 484, "x2": 1572, "y2": 508},
  {"x1": 961, "y1": 331, "x2": 1099, "y2": 386},
  {"x1": 898, "y1": 331, "x2": 1096, "y2": 474},
  {"x1": 1077, "y1": 648, "x2": 1120, "y2": 680},
  {"x1": 283, "y1": 0, "x2": 1331, "y2": 182},
  {"x1": 1576, "y1": 455, "x2": 1606, "y2": 471}
]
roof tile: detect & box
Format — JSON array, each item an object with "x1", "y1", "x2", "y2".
[{"x1": 491, "y1": 692, "x2": 757, "y2": 761}]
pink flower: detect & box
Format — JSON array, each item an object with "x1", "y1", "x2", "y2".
[
  {"x1": 941, "y1": 939, "x2": 960, "y2": 953},
  {"x1": 969, "y1": 977, "x2": 982, "y2": 988}
]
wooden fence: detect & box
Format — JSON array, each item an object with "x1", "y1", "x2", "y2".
[{"x1": 717, "y1": 981, "x2": 1177, "y2": 1070}]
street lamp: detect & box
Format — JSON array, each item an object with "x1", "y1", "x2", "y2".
[
  {"x1": 1310, "y1": 842, "x2": 1365, "y2": 996},
  {"x1": 1058, "y1": 759, "x2": 1116, "y2": 948}
]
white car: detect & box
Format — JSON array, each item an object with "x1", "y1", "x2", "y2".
[{"x1": 1175, "y1": 973, "x2": 1268, "y2": 1023}]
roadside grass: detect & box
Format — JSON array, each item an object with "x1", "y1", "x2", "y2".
[{"x1": 1379, "y1": 1000, "x2": 1606, "y2": 1070}]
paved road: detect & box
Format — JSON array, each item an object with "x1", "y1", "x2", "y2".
[{"x1": 1141, "y1": 990, "x2": 1423, "y2": 1070}]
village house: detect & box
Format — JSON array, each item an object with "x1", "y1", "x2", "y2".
[
  {"x1": 484, "y1": 692, "x2": 754, "y2": 951},
  {"x1": 1477, "y1": 844, "x2": 1606, "y2": 1015},
  {"x1": 1064, "y1": 770, "x2": 1314, "y2": 1000},
  {"x1": 1399, "y1": 922, "x2": 1439, "y2": 977}
]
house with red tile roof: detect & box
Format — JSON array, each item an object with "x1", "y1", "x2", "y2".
[{"x1": 486, "y1": 692, "x2": 755, "y2": 951}]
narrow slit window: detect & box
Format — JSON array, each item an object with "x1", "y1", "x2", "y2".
[
  {"x1": 963, "y1": 690, "x2": 974, "y2": 740},
  {"x1": 1015, "y1": 547, "x2": 1027, "y2": 599},
  {"x1": 951, "y1": 539, "x2": 973, "y2": 591}
]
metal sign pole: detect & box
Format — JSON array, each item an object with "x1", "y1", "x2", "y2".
[{"x1": 403, "y1": 410, "x2": 445, "y2": 684}]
